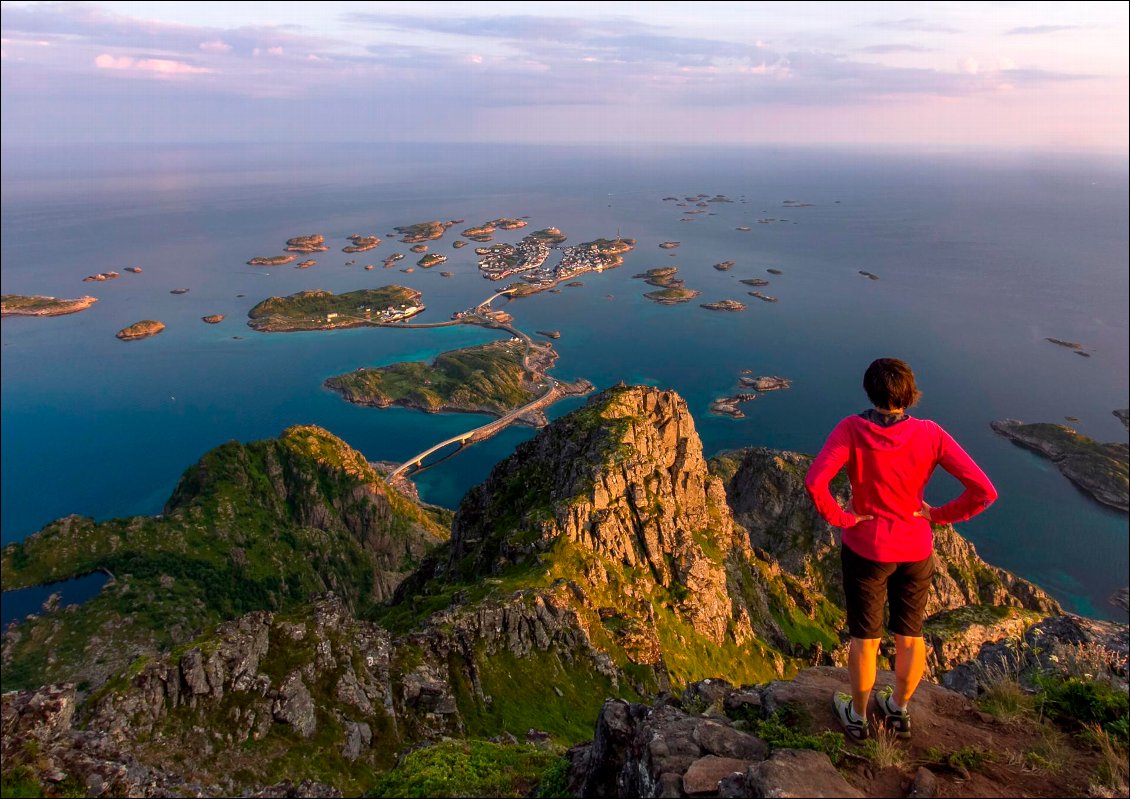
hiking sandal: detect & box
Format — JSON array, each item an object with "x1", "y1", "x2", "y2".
[
  {"x1": 833, "y1": 691, "x2": 869, "y2": 741},
  {"x1": 876, "y1": 685, "x2": 911, "y2": 739}
]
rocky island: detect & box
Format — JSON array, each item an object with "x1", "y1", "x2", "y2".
[
  {"x1": 527, "y1": 227, "x2": 568, "y2": 246},
  {"x1": 115, "y1": 320, "x2": 165, "y2": 341},
  {"x1": 343, "y1": 235, "x2": 381, "y2": 253},
  {"x1": 462, "y1": 218, "x2": 529, "y2": 243},
  {"x1": 659, "y1": 241, "x2": 680, "y2": 249},
  {"x1": 1, "y1": 295, "x2": 98, "y2": 317},
  {"x1": 740, "y1": 375, "x2": 792, "y2": 391},
  {"x1": 701, "y1": 300, "x2": 746, "y2": 311},
  {"x1": 325, "y1": 339, "x2": 583, "y2": 426},
  {"x1": 82, "y1": 271, "x2": 119, "y2": 282},
  {"x1": 711, "y1": 373, "x2": 792, "y2": 418},
  {"x1": 296, "y1": 259, "x2": 316, "y2": 269},
  {"x1": 767, "y1": 268, "x2": 784, "y2": 275},
  {"x1": 740, "y1": 278, "x2": 770, "y2": 287},
  {"x1": 124, "y1": 266, "x2": 143, "y2": 274},
  {"x1": 452, "y1": 239, "x2": 467, "y2": 249},
  {"x1": 247, "y1": 255, "x2": 297, "y2": 267},
  {"x1": 285, "y1": 234, "x2": 329, "y2": 253},
  {"x1": 394, "y1": 221, "x2": 449, "y2": 243},
  {"x1": 409, "y1": 244, "x2": 429, "y2": 254},
  {"x1": 646, "y1": 287, "x2": 702, "y2": 304},
  {"x1": 247, "y1": 286, "x2": 424, "y2": 332},
  {"x1": 417, "y1": 253, "x2": 447, "y2": 268},
  {"x1": 749, "y1": 291, "x2": 778, "y2": 303},
  {"x1": 713, "y1": 260, "x2": 736, "y2": 271},
  {"x1": 859, "y1": 270, "x2": 880, "y2": 280},
  {"x1": 201, "y1": 314, "x2": 225, "y2": 324},
  {"x1": 382, "y1": 253, "x2": 405, "y2": 268},
  {"x1": 710, "y1": 393, "x2": 759, "y2": 417},
  {"x1": 991, "y1": 419, "x2": 1128, "y2": 512},
  {"x1": 634, "y1": 266, "x2": 682, "y2": 286},
  {"x1": 634, "y1": 266, "x2": 700, "y2": 303},
  {"x1": 461, "y1": 224, "x2": 494, "y2": 242}
]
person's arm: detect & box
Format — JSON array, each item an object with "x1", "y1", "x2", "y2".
[
  {"x1": 805, "y1": 420, "x2": 869, "y2": 528},
  {"x1": 921, "y1": 426, "x2": 998, "y2": 525}
]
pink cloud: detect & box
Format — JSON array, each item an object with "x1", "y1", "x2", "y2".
[
  {"x1": 199, "y1": 39, "x2": 231, "y2": 52},
  {"x1": 94, "y1": 53, "x2": 212, "y2": 76}
]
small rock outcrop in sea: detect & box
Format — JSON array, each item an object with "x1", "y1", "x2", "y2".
[
  {"x1": 991, "y1": 419, "x2": 1128, "y2": 512},
  {"x1": 701, "y1": 300, "x2": 746, "y2": 312},
  {"x1": 710, "y1": 394, "x2": 758, "y2": 418},
  {"x1": 170, "y1": 288, "x2": 190, "y2": 294},
  {"x1": 202, "y1": 315, "x2": 225, "y2": 324},
  {"x1": 247, "y1": 255, "x2": 297, "y2": 267},
  {"x1": 858, "y1": 270, "x2": 880, "y2": 280},
  {"x1": 536, "y1": 330, "x2": 561, "y2": 339},
  {"x1": 658, "y1": 241, "x2": 680, "y2": 249},
  {"x1": 748, "y1": 291, "x2": 778, "y2": 303},
  {"x1": 82, "y1": 271, "x2": 120, "y2": 282},
  {"x1": 296, "y1": 260, "x2": 316, "y2": 269},
  {"x1": 125, "y1": 267, "x2": 143, "y2": 274},
  {"x1": 738, "y1": 376, "x2": 791, "y2": 392},
  {"x1": 713, "y1": 261, "x2": 736, "y2": 271},
  {"x1": 766, "y1": 268, "x2": 783, "y2": 275},
  {"x1": 1046, "y1": 337, "x2": 1083, "y2": 350},
  {"x1": 115, "y1": 320, "x2": 165, "y2": 340},
  {"x1": 739, "y1": 278, "x2": 769, "y2": 287}
]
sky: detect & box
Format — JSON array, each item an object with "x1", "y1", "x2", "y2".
[{"x1": 1, "y1": 1, "x2": 1127, "y2": 151}]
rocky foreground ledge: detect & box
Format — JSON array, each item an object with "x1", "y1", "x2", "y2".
[{"x1": 991, "y1": 418, "x2": 1129, "y2": 512}]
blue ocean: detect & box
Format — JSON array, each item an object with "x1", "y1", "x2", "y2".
[{"x1": 2, "y1": 143, "x2": 1127, "y2": 624}]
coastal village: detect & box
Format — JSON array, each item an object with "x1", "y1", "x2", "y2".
[{"x1": 475, "y1": 226, "x2": 636, "y2": 292}]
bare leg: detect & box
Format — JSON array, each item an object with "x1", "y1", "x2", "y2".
[
  {"x1": 893, "y1": 634, "x2": 926, "y2": 707},
  {"x1": 849, "y1": 637, "x2": 881, "y2": 719}
]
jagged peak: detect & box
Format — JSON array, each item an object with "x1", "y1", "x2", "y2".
[{"x1": 444, "y1": 385, "x2": 738, "y2": 577}]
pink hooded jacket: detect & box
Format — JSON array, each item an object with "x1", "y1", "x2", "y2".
[{"x1": 804, "y1": 414, "x2": 998, "y2": 562}]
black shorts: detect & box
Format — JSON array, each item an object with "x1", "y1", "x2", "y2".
[{"x1": 841, "y1": 544, "x2": 934, "y2": 639}]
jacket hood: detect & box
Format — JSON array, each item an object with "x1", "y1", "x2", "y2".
[{"x1": 853, "y1": 411, "x2": 917, "y2": 451}]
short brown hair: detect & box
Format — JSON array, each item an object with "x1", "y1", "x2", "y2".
[{"x1": 863, "y1": 358, "x2": 921, "y2": 410}]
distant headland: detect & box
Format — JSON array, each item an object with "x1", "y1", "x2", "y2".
[{"x1": 1, "y1": 295, "x2": 98, "y2": 317}]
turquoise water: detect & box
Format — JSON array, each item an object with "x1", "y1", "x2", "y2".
[{"x1": 2, "y1": 143, "x2": 1127, "y2": 621}]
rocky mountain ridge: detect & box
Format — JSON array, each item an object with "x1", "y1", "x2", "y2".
[
  {"x1": 1, "y1": 426, "x2": 447, "y2": 693},
  {"x1": 3, "y1": 385, "x2": 1115, "y2": 798}
]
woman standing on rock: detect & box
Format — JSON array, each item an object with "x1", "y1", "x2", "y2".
[{"x1": 804, "y1": 358, "x2": 997, "y2": 741}]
